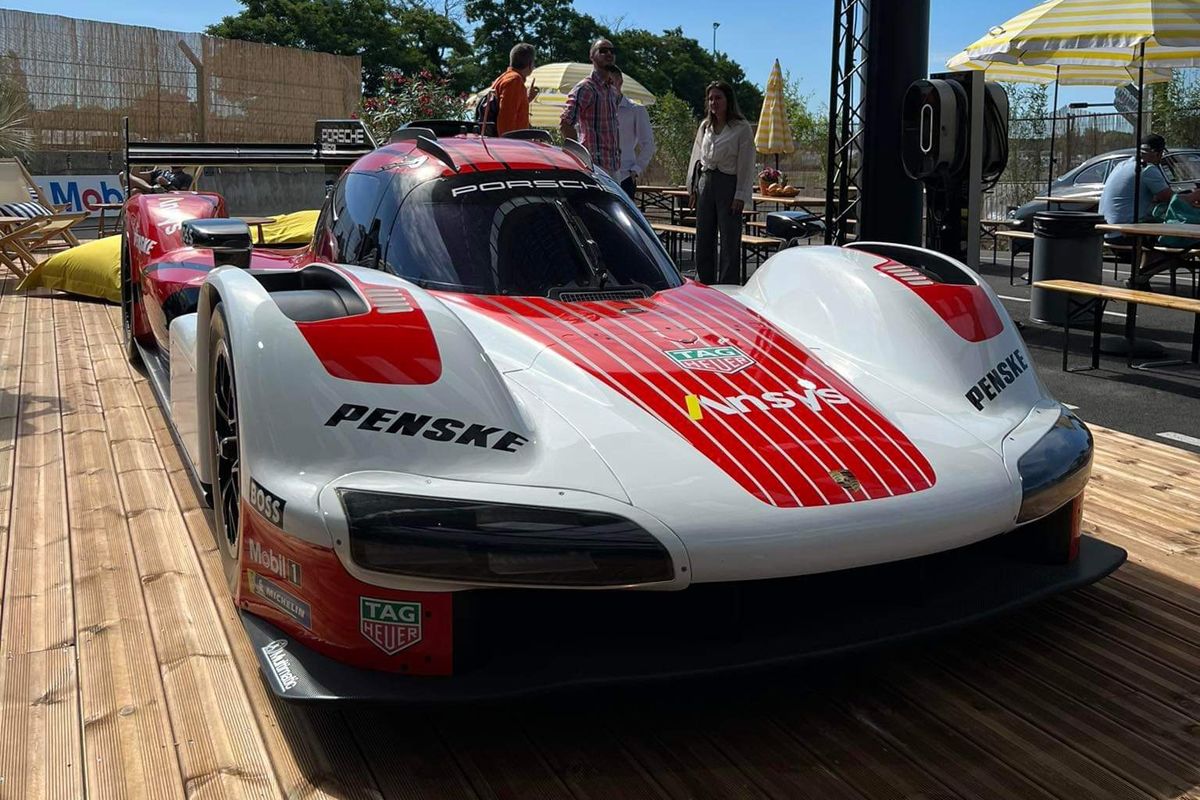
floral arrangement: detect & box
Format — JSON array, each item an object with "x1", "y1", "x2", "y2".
[
  {"x1": 758, "y1": 166, "x2": 785, "y2": 185},
  {"x1": 359, "y1": 70, "x2": 469, "y2": 140}
]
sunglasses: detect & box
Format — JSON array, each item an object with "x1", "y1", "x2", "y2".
[{"x1": 597, "y1": 46, "x2": 615, "y2": 54}]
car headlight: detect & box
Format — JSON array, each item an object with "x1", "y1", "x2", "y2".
[
  {"x1": 1016, "y1": 409, "x2": 1092, "y2": 524},
  {"x1": 337, "y1": 490, "x2": 674, "y2": 586}
]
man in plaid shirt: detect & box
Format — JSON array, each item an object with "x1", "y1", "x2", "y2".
[{"x1": 559, "y1": 39, "x2": 621, "y2": 174}]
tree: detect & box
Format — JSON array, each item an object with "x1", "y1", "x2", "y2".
[
  {"x1": 648, "y1": 92, "x2": 697, "y2": 185},
  {"x1": 1151, "y1": 69, "x2": 1200, "y2": 146},
  {"x1": 207, "y1": 0, "x2": 473, "y2": 94},
  {"x1": 781, "y1": 71, "x2": 826, "y2": 170},
  {"x1": 0, "y1": 55, "x2": 32, "y2": 156},
  {"x1": 462, "y1": 0, "x2": 762, "y2": 116},
  {"x1": 611, "y1": 27, "x2": 761, "y2": 119},
  {"x1": 463, "y1": 0, "x2": 608, "y2": 81}
]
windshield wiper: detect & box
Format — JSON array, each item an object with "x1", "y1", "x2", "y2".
[{"x1": 555, "y1": 201, "x2": 608, "y2": 288}]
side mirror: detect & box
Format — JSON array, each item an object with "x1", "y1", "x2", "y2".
[{"x1": 182, "y1": 219, "x2": 252, "y2": 269}]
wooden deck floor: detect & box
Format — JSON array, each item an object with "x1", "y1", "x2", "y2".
[{"x1": 2, "y1": 277, "x2": 1199, "y2": 800}]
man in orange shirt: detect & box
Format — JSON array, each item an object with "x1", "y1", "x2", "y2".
[{"x1": 490, "y1": 43, "x2": 540, "y2": 135}]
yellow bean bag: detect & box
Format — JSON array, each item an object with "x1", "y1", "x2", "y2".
[
  {"x1": 255, "y1": 210, "x2": 320, "y2": 245},
  {"x1": 18, "y1": 234, "x2": 121, "y2": 303},
  {"x1": 17, "y1": 210, "x2": 320, "y2": 303}
]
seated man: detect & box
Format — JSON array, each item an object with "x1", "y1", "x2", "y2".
[
  {"x1": 1099, "y1": 133, "x2": 1200, "y2": 288},
  {"x1": 119, "y1": 165, "x2": 194, "y2": 195}
]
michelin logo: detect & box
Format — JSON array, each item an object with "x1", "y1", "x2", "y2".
[{"x1": 249, "y1": 571, "x2": 312, "y2": 629}]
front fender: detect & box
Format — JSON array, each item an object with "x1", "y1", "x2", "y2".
[
  {"x1": 194, "y1": 265, "x2": 550, "y2": 547},
  {"x1": 729, "y1": 244, "x2": 1050, "y2": 448}
]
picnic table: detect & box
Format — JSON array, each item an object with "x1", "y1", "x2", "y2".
[
  {"x1": 633, "y1": 185, "x2": 682, "y2": 216},
  {"x1": 1095, "y1": 221, "x2": 1200, "y2": 366}
]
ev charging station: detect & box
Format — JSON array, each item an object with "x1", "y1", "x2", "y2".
[{"x1": 901, "y1": 71, "x2": 1010, "y2": 270}]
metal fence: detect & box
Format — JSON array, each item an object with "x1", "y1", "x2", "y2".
[
  {"x1": 0, "y1": 9, "x2": 362, "y2": 150},
  {"x1": 985, "y1": 107, "x2": 1200, "y2": 218}
]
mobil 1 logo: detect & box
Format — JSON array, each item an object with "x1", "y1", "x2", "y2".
[{"x1": 249, "y1": 478, "x2": 286, "y2": 527}]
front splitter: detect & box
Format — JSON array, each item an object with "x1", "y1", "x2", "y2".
[{"x1": 242, "y1": 534, "x2": 1125, "y2": 704}]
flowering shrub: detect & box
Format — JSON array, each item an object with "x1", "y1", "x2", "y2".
[
  {"x1": 758, "y1": 166, "x2": 786, "y2": 185},
  {"x1": 360, "y1": 70, "x2": 469, "y2": 139}
]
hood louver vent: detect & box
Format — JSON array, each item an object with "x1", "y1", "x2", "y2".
[{"x1": 554, "y1": 288, "x2": 652, "y2": 303}]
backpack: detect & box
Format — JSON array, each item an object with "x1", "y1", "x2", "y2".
[{"x1": 474, "y1": 87, "x2": 499, "y2": 135}]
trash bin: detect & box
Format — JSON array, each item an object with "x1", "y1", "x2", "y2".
[{"x1": 1030, "y1": 211, "x2": 1105, "y2": 325}]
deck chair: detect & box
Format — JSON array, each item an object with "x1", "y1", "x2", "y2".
[
  {"x1": 0, "y1": 158, "x2": 87, "y2": 251},
  {"x1": 0, "y1": 218, "x2": 48, "y2": 279}
]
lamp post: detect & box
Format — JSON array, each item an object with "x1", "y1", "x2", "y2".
[{"x1": 712, "y1": 22, "x2": 720, "y2": 56}]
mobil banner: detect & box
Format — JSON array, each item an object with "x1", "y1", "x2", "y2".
[{"x1": 34, "y1": 175, "x2": 125, "y2": 217}]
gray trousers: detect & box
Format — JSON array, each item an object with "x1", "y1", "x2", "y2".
[{"x1": 695, "y1": 170, "x2": 742, "y2": 284}]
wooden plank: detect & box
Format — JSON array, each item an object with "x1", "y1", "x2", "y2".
[
  {"x1": 610, "y1": 700, "x2": 773, "y2": 800},
  {"x1": 1033, "y1": 279, "x2": 1200, "y2": 312},
  {"x1": 97, "y1": 303, "x2": 387, "y2": 800},
  {"x1": 0, "y1": 276, "x2": 27, "y2": 627},
  {"x1": 432, "y1": 710, "x2": 576, "y2": 800},
  {"x1": 952, "y1": 625, "x2": 1200, "y2": 796},
  {"x1": 0, "y1": 292, "x2": 84, "y2": 799},
  {"x1": 1112, "y1": 563, "x2": 1200, "y2": 618},
  {"x1": 346, "y1": 709, "x2": 478, "y2": 800},
  {"x1": 612, "y1": 692, "x2": 865, "y2": 800},
  {"x1": 882, "y1": 646, "x2": 1148, "y2": 799},
  {"x1": 519, "y1": 705, "x2": 674, "y2": 800},
  {"x1": 1020, "y1": 602, "x2": 1200, "y2": 722},
  {"x1": 78, "y1": 301, "x2": 281, "y2": 800},
  {"x1": 769, "y1": 685, "x2": 961, "y2": 800},
  {"x1": 830, "y1": 686, "x2": 1059, "y2": 800},
  {"x1": 59, "y1": 298, "x2": 184, "y2": 799}
]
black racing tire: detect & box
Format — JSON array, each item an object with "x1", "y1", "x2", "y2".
[
  {"x1": 120, "y1": 232, "x2": 141, "y2": 365},
  {"x1": 209, "y1": 304, "x2": 242, "y2": 594}
]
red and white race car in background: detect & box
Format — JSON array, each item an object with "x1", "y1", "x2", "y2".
[{"x1": 121, "y1": 120, "x2": 1123, "y2": 702}]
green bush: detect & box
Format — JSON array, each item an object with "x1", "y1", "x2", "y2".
[{"x1": 649, "y1": 92, "x2": 698, "y2": 186}]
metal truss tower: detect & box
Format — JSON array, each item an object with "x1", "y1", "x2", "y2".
[{"x1": 824, "y1": 0, "x2": 869, "y2": 246}]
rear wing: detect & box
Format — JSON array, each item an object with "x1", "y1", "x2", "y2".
[{"x1": 123, "y1": 118, "x2": 377, "y2": 169}]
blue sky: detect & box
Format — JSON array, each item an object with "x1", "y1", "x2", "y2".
[{"x1": 15, "y1": 0, "x2": 1115, "y2": 108}]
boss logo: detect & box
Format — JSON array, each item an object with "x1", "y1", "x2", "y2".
[{"x1": 249, "y1": 478, "x2": 286, "y2": 526}]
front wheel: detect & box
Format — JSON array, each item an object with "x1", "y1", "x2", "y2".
[{"x1": 209, "y1": 304, "x2": 242, "y2": 594}]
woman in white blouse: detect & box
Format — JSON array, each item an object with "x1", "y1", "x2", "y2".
[{"x1": 686, "y1": 81, "x2": 756, "y2": 284}]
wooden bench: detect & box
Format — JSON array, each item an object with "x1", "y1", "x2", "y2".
[
  {"x1": 650, "y1": 222, "x2": 782, "y2": 282},
  {"x1": 1033, "y1": 279, "x2": 1200, "y2": 371},
  {"x1": 995, "y1": 230, "x2": 1035, "y2": 284}
]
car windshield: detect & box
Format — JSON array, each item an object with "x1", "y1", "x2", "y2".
[{"x1": 378, "y1": 172, "x2": 681, "y2": 296}]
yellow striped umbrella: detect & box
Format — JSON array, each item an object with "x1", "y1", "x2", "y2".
[
  {"x1": 947, "y1": 42, "x2": 1172, "y2": 196},
  {"x1": 528, "y1": 63, "x2": 656, "y2": 107},
  {"x1": 960, "y1": 0, "x2": 1200, "y2": 68},
  {"x1": 755, "y1": 59, "x2": 795, "y2": 161},
  {"x1": 946, "y1": 51, "x2": 1173, "y2": 84}
]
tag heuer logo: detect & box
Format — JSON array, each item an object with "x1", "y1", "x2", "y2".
[
  {"x1": 359, "y1": 597, "x2": 422, "y2": 655},
  {"x1": 665, "y1": 346, "x2": 754, "y2": 374},
  {"x1": 830, "y1": 469, "x2": 862, "y2": 492}
]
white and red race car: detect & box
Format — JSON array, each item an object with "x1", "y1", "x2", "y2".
[{"x1": 121, "y1": 120, "x2": 1123, "y2": 701}]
